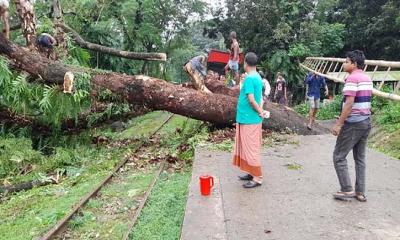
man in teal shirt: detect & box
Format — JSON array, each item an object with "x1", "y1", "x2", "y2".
[{"x1": 233, "y1": 52, "x2": 266, "y2": 188}]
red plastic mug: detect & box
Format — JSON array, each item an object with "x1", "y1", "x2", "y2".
[{"x1": 199, "y1": 175, "x2": 214, "y2": 196}]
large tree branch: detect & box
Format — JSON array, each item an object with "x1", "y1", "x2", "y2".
[
  {"x1": 56, "y1": 23, "x2": 167, "y2": 62},
  {"x1": 202, "y1": 73, "x2": 329, "y2": 134},
  {"x1": 0, "y1": 33, "x2": 327, "y2": 135}
]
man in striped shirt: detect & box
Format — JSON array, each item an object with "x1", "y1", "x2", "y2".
[{"x1": 332, "y1": 50, "x2": 373, "y2": 202}]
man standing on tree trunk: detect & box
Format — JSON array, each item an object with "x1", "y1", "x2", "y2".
[
  {"x1": 233, "y1": 52, "x2": 266, "y2": 189},
  {"x1": 332, "y1": 50, "x2": 373, "y2": 202},
  {"x1": 224, "y1": 31, "x2": 240, "y2": 85}
]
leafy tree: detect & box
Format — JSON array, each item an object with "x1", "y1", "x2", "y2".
[
  {"x1": 202, "y1": 0, "x2": 349, "y2": 104},
  {"x1": 327, "y1": 0, "x2": 400, "y2": 60}
]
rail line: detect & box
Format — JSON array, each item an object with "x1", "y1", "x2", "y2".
[{"x1": 40, "y1": 113, "x2": 175, "y2": 240}]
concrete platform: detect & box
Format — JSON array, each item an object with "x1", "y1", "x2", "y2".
[{"x1": 181, "y1": 135, "x2": 400, "y2": 240}]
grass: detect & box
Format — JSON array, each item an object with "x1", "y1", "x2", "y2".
[
  {"x1": 369, "y1": 128, "x2": 400, "y2": 160},
  {"x1": 63, "y1": 171, "x2": 156, "y2": 239},
  {"x1": 0, "y1": 173, "x2": 106, "y2": 239},
  {"x1": 293, "y1": 94, "x2": 400, "y2": 160},
  {"x1": 118, "y1": 111, "x2": 173, "y2": 139},
  {"x1": 294, "y1": 95, "x2": 342, "y2": 120},
  {"x1": 0, "y1": 139, "x2": 130, "y2": 239},
  {"x1": 129, "y1": 171, "x2": 192, "y2": 240},
  {"x1": 284, "y1": 163, "x2": 303, "y2": 170},
  {"x1": 0, "y1": 111, "x2": 183, "y2": 239},
  {"x1": 370, "y1": 98, "x2": 400, "y2": 160}
]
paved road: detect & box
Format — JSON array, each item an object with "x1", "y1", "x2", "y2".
[{"x1": 181, "y1": 135, "x2": 400, "y2": 240}]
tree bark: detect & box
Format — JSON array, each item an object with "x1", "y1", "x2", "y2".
[
  {"x1": 202, "y1": 73, "x2": 329, "y2": 134},
  {"x1": 0, "y1": 1, "x2": 10, "y2": 39},
  {"x1": 52, "y1": 0, "x2": 67, "y2": 57},
  {"x1": 0, "y1": 34, "x2": 328, "y2": 135},
  {"x1": 0, "y1": 179, "x2": 56, "y2": 195},
  {"x1": 56, "y1": 23, "x2": 167, "y2": 62},
  {"x1": 14, "y1": 0, "x2": 36, "y2": 48}
]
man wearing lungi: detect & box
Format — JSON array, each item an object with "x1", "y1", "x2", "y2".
[{"x1": 233, "y1": 52, "x2": 265, "y2": 188}]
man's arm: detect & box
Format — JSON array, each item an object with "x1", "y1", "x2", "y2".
[
  {"x1": 337, "y1": 96, "x2": 354, "y2": 125},
  {"x1": 198, "y1": 63, "x2": 207, "y2": 77},
  {"x1": 322, "y1": 78, "x2": 328, "y2": 96},
  {"x1": 305, "y1": 84, "x2": 309, "y2": 101},
  {"x1": 332, "y1": 96, "x2": 354, "y2": 135},
  {"x1": 284, "y1": 83, "x2": 287, "y2": 100},
  {"x1": 248, "y1": 94, "x2": 263, "y2": 115}
]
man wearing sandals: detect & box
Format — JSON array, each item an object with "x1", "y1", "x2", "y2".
[
  {"x1": 233, "y1": 52, "x2": 266, "y2": 188},
  {"x1": 331, "y1": 50, "x2": 373, "y2": 202}
]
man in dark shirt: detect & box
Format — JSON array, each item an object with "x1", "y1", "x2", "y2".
[
  {"x1": 305, "y1": 72, "x2": 328, "y2": 130},
  {"x1": 273, "y1": 72, "x2": 287, "y2": 105},
  {"x1": 37, "y1": 33, "x2": 57, "y2": 58}
]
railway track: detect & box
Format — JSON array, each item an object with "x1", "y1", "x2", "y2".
[{"x1": 40, "y1": 113, "x2": 175, "y2": 240}]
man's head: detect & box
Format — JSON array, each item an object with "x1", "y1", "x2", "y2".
[
  {"x1": 244, "y1": 52, "x2": 258, "y2": 73},
  {"x1": 344, "y1": 50, "x2": 365, "y2": 73},
  {"x1": 277, "y1": 72, "x2": 283, "y2": 79},
  {"x1": 230, "y1": 31, "x2": 237, "y2": 41}
]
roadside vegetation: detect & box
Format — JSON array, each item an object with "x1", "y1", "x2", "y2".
[{"x1": 294, "y1": 95, "x2": 400, "y2": 160}]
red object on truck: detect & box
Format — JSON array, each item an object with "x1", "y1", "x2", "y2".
[{"x1": 207, "y1": 49, "x2": 244, "y2": 75}]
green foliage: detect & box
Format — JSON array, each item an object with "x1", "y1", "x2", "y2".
[
  {"x1": 319, "y1": 23, "x2": 346, "y2": 56},
  {"x1": 316, "y1": 96, "x2": 342, "y2": 120},
  {"x1": 0, "y1": 137, "x2": 44, "y2": 178},
  {"x1": 372, "y1": 97, "x2": 400, "y2": 132},
  {"x1": 266, "y1": 50, "x2": 305, "y2": 87},
  {"x1": 328, "y1": 0, "x2": 400, "y2": 60},
  {"x1": 371, "y1": 86, "x2": 400, "y2": 132},
  {"x1": 0, "y1": 111, "x2": 203, "y2": 239},
  {"x1": 294, "y1": 95, "x2": 342, "y2": 120},
  {"x1": 86, "y1": 103, "x2": 131, "y2": 127},
  {"x1": 0, "y1": 57, "x2": 91, "y2": 129},
  {"x1": 58, "y1": 0, "x2": 206, "y2": 76},
  {"x1": 36, "y1": 18, "x2": 55, "y2": 35},
  {"x1": 38, "y1": 74, "x2": 91, "y2": 128},
  {"x1": 65, "y1": 39, "x2": 92, "y2": 67},
  {"x1": 165, "y1": 45, "x2": 198, "y2": 83},
  {"x1": 205, "y1": 0, "x2": 346, "y2": 91}
]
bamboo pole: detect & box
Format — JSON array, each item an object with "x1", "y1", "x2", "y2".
[
  {"x1": 299, "y1": 62, "x2": 400, "y2": 101},
  {"x1": 305, "y1": 57, "x2": 400, "y2": 68}
]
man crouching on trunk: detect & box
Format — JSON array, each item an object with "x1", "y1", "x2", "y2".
[
  {"x1": 233, "y1": 52, "x2": 265, "y2": 188},
  {"x1": 183, "y1": 55, "x2": 212, "y2": 94}
]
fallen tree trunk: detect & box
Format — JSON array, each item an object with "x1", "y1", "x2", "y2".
[
  {"x1": 203, "y1": 73, "x2": 329, "y2": 134},
  {"x1": 0, "y1": 34, "x2": 328, "y2": 135},
  {"x1": 0, "y1": 179, "x2": 56, "y2": 195},
  {"x1": 56, "y1": 23, "x2": 167, "y2": 62}
]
